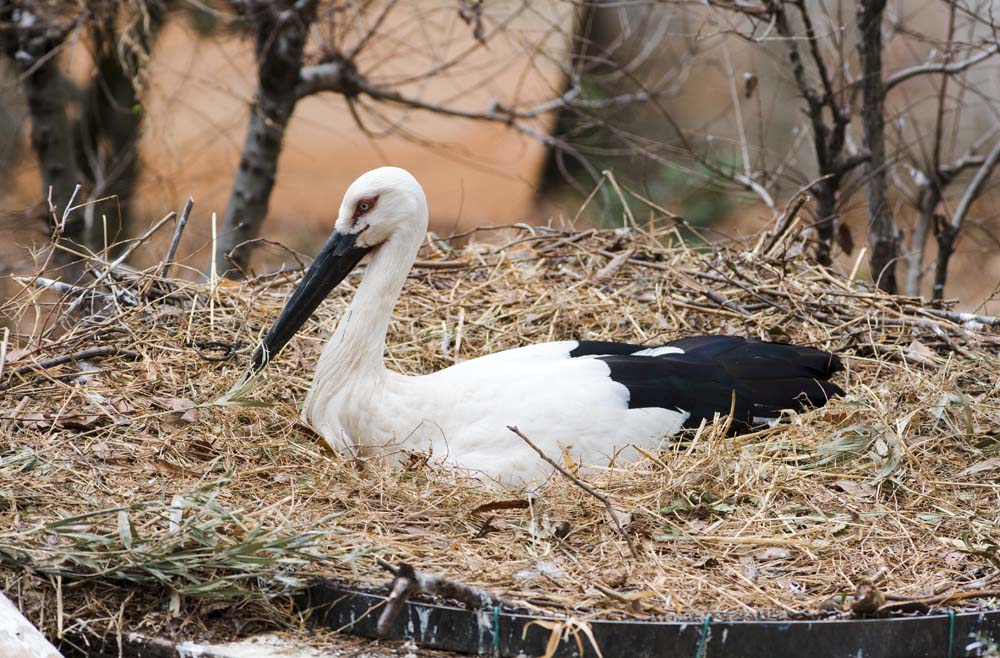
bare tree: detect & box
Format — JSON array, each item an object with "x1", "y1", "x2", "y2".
[
  {"x1": 856, "y1": 0, "x2": 898, "y2": 292},
  {"x1": 6, "y1": 0, "x2": 999, "y2": 303},
  {"x1": 209, "y1": 1, "x2": 686, "y2": 278},
  {"x1": 0, "y1": 2, "x2": 79, "y2": 220},
  {"x1": 207, "y1": 0, "x2": 318, "y2": 279},
  {"x1": 0, "y1": 0, "x2": 166, "y2": 256},
  {"x1": 77, "y1": 0, "x2": 167, "y2": 242},
  {"x1": 893, "y1": 1, "x2": 1000, "y2": 299},
  {"x1": 658, "y1": 1, "x2": 1000, "y2": 297}
]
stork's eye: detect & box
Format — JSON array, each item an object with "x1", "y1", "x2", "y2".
[{"x1": 354, "y1": 197, "x2": 378, "y2": 217}]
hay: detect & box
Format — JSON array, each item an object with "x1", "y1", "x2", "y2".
[{"x1": 1, "y1": 217, "x2": 999, "y2": 643}]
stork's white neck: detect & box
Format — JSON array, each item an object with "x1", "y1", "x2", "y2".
[{"x1": 306, "y1": 228, "x2": 422, "y2": 401}]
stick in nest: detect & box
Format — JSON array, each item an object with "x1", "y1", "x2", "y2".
[
  {"x1": 507, "y1": 425, "x2": 640, "y2": 559},
  {"x1": 375, "y1": 559, "x2": 503, "y2": 637},
  {"x1": 6, "y1": 346, "x2": 142, "y2": 386},
  {"x1": 160, "y1": 197, "x2": 194, "y2": 279}
]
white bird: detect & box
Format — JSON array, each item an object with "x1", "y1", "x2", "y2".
[{"x1": 240, "y1": 167, "x2": 843, "y2": 483}]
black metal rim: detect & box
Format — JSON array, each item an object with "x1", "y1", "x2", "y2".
[{"x1": 298, "y1": 581, "x2": 1000, "y2": 658}]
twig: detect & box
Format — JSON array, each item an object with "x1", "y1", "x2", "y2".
[
  {"x1": 884, "y1": 44, "x2": 1000, "y2": 93},
  {"x1": 948, "y1": 137, "x2": 1000, "y2": 236},
  {"x1": 760, "y1": 178, "x2": 827, "y2": 256},
  {"x1": 0, "y1": 328, "x2": 8, "y2": 382},
  {"x1": 878, "y1": 588, "x2": 1000, "y2": 614},
  {"x1": 11, "y1": 346, "x2": 142, "y2": 378},
  {"x1": 375, "y1": 559, "x2": 502, "y2": 637},
  {"x1": 18, "y1": 276, "x2": 111, "y2": 301},
  {"x1": 507, "y1": 426, "x2": 639, "y2": 559},
  {"x1": 60, "y1": 210, "x2": 177, "y2": 319},
  {"x1": 913, "y1": 308, "x2": 1000, "y2": 327},
  {"x1": 933, "y1": 136, "x2": 1000, "y2": 299},
  {"x1": 160, "y1": 198, "x2": 194, "y2": 279}
]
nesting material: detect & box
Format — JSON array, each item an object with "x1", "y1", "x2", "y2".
[{"x1": 1, "y1": 222, "x2": 999, "y2": 642}]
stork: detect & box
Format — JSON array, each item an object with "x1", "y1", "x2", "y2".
[{"x1": 236, "y1": 167, "x2": 843, "y2": 483}]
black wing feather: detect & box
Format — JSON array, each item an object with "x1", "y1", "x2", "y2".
[
  {"x1": 569, "y1": 341, "x2": 650, "y2": 358},
  {"x1": 573, "y1": 335, "x2": 843, "y2": 433}
]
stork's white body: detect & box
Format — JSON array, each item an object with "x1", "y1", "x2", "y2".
[{"x1": 305, "y1": 339, "x2": 686, "y2": 482}]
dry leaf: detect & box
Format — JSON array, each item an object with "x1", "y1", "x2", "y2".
[
  {"x1": 523, "y1": 618, "x2": 604, "y2": 658},
  {"x1": 601, "y1": 568, "x2": 628, "y2": 589},
  {"x1": 591, "y1": 249, "x2": 634, "y2": 283},
  {"x1": 905, "y1": 339, "x2": 937, "y2": 365},
  {"x1": 57, "y1": 414, "x2": 102, "y2": 430},
  {"x1": 4, "y1": 348, "x2": 29, "y2": 364},
  {"x1": 111, "y1": 397, "x2": 134, "y2": 414},
  {"x1": 16, "y1": 411, "x2": 50, "y2": 429},
  {"x1": 739, "y1": 554, "x2": 759, "y2": 582},
  {"x1": 833, "y1": 479, "x2": 875, "y2": 498},
  {"x1": 754, "y1": 547, "x2": 792, "y2": 561},
  {"x1": 92, "y1": 442, "x2": 113, "y2": 459},
  {"x1": 162, "y1": 397, "x2": 198, "y2": 426},
  {"x1": 958, "y1": 457, "x2": 1000, "y2": 477},
  {"x1": 154, "y1": 460, "x2": 201, "y2": 478}
]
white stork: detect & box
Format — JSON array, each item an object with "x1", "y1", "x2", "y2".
[{"x1": 239, "y1": 167, "x2": 843, "y2": 483}]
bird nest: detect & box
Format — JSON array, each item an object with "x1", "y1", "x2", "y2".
[{"x1": 1, "y1": 219, "x2": 999, "y2": 647}]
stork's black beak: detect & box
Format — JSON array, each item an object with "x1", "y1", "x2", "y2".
[{"x1": 248, "y1": 231, "x2": 371, "y2": 375}]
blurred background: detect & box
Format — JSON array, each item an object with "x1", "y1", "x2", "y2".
[{"x1": 2, "y1": 0, "x2": 999, "y2": 317}]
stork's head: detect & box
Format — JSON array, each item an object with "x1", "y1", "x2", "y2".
[
  {"x1": 334, "y1": 166, "x2": 429, "y2": 248},
  {"x1": 246, "y1": 167, "x2": 428, "y2": 374}
]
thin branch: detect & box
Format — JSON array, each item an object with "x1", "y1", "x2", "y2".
[
  {"x1": 507, "y1": 425, "x2": 639, "y2": 559},
  {"x1": 160, "y1": 197, "x2": 194, "y2": 279},
  {"x1": 345, "y1": 0, "x2": 398, "y2": 59},
  {"x1": 913, "y1": 307, "x2": 1000, "y2": 328},
  {"x1": 835, "y1": 151, "x2": 871, "y2": 176},
  {"x1": 950, "y1": 137, "x2": 1000, "y2": 233},
  {"x1": 940, "y1": 153, "x2": 987, "y2": 179},
  {"x1": 792, "y1": 0, "x2": 836, "y2": 105},
  {"x1": 295, "y1": 59, "x2": 350, "y2": 99},
  {"x1": 733, "y1": 174, "x2": 776, "y2": 211},
  {"x1": 884, "y1": 44, "x2": 1000, "y2": 93},
  {"x1": 10, "y1": 346, "x2": 142, "y2": 378}
]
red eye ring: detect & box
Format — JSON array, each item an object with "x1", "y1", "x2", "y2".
[{"x1": 354, "y1": 196, "x2": 378, "y2": 218}]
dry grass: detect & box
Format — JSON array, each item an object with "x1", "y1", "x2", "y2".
[{"x1": 1, "y1": 217, "x2": 999, "y2": 643}]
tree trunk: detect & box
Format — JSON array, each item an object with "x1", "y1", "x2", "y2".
[
  {"x1": 931, "y1": 220, "x2": 958, "y2": 301},
  {"x1": 813, "y1": 176, "x2": 838, "y2": 266},
  {"x1": 6, "y1": 6, "x2": 80, "y2": 235},
  {"x1": 0, "y1": 60, "x2": 24, "y2": 182},
  {"x1": 904, "y1": 185, "x2": 939, "y2": 297},
  {"x1": 76, "y1": 1, "x2": 167, "y2": 249},
  {"x1": 209, "y1": 1, "x2": 318, "y2": 279},
  {"x1": 537, "y1": 0, "x2": 616, "y2": 196},
  {"x1": 856, "y1": 0, "x2": 898, "y2": 293}
]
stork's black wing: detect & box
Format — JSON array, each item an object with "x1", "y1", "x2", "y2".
[{"x1": 580, "y1": 335, "x2": 843, "y2": 433}]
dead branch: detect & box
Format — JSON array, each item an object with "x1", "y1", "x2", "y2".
[
  {"x1": 375, "y1": 559, "x2": 503, "y2": 637},
  {"x1": 885, "y1": 44, "x2": 1000, "y2": 93},
  {"x1": 878, "y1": 588, "x2": 1000, "y2": 614},
  {"x1": 508, "y1": 425, "x2": 640, "y2": 560},
  {"x1": 10, "y1": 346, "x2": 142, "y2": 378},
  {"x1": 932, "y1": 135, "x2": 1000, "y2": 299},
  {"x1": 159, "y1": 197, "x2": 194, "y2": 279}
]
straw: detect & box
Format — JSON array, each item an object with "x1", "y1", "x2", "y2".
[{"x1": 1, "y1": 215, "x2": 998, "y2": 644}]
